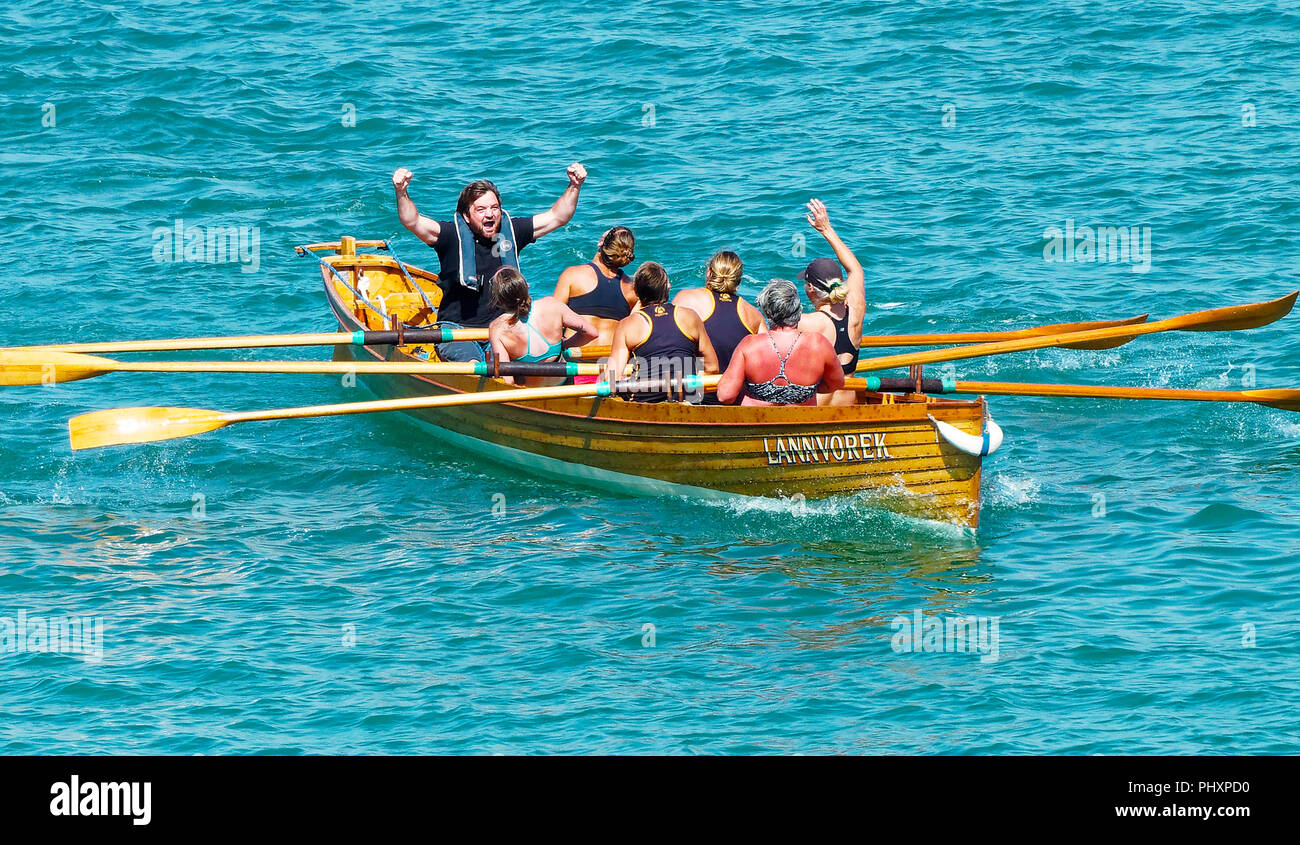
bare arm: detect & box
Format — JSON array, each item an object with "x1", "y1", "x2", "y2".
[
  {"x1": 604, "y1": 319, "x2": 632, "y2": 383},
  {"x1": 807, "y1": 198, "x2": 865, "y2": 324},
  {"x1": 715, "y1": 340, "x2": 748, "y2": 404},
  {"x1": 393, "y1": 168, "x2": 442, "y2": 246},
  {"x1": 532, "y1": 163, "x2": 587, "y2": 238},
  {"x1": 552, "y1": 264, "x2": 584, "y2": 302},
  {"x1": 560, "y1": 303, "x2": 599, "y2": 349},
  {"x1": 817, "y1": 339, "x2": 846, "y2": 393},
  {"x1": 488, "y1": 320, "x2": 516, "y2": 385}
]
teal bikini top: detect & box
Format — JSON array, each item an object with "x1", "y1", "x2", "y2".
[{"x1": 513, "y1": 316, "x2": 563, "y2": 363}]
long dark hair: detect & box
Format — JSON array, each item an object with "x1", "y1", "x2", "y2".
[{"x1": 490, "y1": 267, "x2": 531, "y2": 321}]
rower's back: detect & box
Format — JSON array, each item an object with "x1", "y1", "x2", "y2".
[
  {"x1": 714, "y1": 278, "x2": 845, "y2": 406},
  {"x1": 553, "y1": 226, "x2": 637, "y2": 352},
  {"x1": 606, "y1": 261, "x2": 718, "y2": 402},
  {"x1": 734, "y1": 329, "x2": 839, "y2": 407},
  {"x1": 671, "y1": 251, "x2": 764, "y2": 373},
  {"x1": 632, "y1": 302, "x2": 697, "y2": 363}
]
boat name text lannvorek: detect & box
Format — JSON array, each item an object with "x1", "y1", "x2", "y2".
[{"x1": 763, "y1": 433, "x2": 890, "y2": 465}]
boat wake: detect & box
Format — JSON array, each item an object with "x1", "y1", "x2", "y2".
[{"x1": 701, "y1": 490, "x2": 975, "y2": 543}]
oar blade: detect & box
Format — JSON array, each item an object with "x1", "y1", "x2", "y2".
[
  {"x1": 69, "y1": 407, "x2": 229, "y2": 450},
  {"x1": 0, "y1": 350, "x2": 113, "y2": 386},
  {"x1": 1058, "y1": 334, "x2": 1135, "y2": 350},
  {"x1": 1184, "y1": 290, "x2": 1298, "y2": 332},
  {"x1": 1245, "y1": 389, "x2": 1300, "y2": 412}
]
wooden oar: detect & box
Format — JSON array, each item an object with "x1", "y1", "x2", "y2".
[
  {"x1": 844, "y1": 377, "x2": 1300, "y2": 411},
  {"x1": 851, "y1": 291, "x2": 1297, "y2": 374},
  {"x1": 956, "y1": 381, "x2": 1300, "y2": 411},
  {"x1": 855, "y1": 314, "x2": 1149, "y2": 349},
  {"x1": 68, "y1": 374, "x2": 718, "y2": 450},
  {"x1": 11, "y1": 313, "x2": 1144, "y2": 358},
  {"x1": 62, "y1": 293, "x2": 1297, "y2": 450},
  {"x1": 0, "y1": 350, "x2": 599, "y2": 386},
  {"x1": 5, "y1": 327, "x2": 489, "y2": 355},
  {"x1": 560, "y1": 313, "x2": 1150, "y2": 360}
]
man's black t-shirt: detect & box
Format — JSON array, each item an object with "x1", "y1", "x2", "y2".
[{"x1": 431, "y1": 215, "x2": 537, "y2": 327}]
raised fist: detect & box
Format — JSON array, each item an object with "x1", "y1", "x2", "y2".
[{"x1": 392, "y1": 168, "x2": 413, "y2": 191}]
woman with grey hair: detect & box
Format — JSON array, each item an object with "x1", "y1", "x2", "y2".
[{"x1": 715, "y1": 279, "x2": 845, "y2": 406}]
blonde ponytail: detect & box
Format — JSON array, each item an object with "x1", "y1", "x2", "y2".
[{"x1": 705, "y1": 250, "x2": 743, "y2": 293}]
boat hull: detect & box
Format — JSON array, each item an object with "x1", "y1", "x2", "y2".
[{"x1": 313, "y1": 240, "x2": 986, "y2": 528}]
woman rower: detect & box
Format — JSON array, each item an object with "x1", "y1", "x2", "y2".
[
  {"x1": 716, "y1": 280, "x2": 844, "y2": 406},
  {"x1": 604, "y1": 261, "x2": 719, "y2": 402},
  {"x1": 795, "y1": 199, "x2": 866, "y2": 406},
  {"x1": 488, "y1": 268, "x2": 598, "y2": 387},
  {"x1": 671, "y1": 250, "x2": 767, "y2": 373},
  {"x1": 553, "y1": 227, "x2": 638, "y2": 383}
]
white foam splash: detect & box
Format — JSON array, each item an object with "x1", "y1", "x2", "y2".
[
  {"x1": 1274, "y1": 420, "x2": 1300, "y2": 439},
  {"x1": 986, "y1": 472, "x2": 1041, "y2": 507},
  {"x1": 708, "y1": 492, "x2": 859, "y2": 518},
  {"x1": 701, "y1": 489, "x2": 975, "y2": 539}
]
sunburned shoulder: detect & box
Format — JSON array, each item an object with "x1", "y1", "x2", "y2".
[{"x1": 801, "y1": 330, "x2": 836, "y2": 353}]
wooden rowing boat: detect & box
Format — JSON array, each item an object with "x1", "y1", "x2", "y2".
[{"x1": 306, "y1": 237, "x2": 990, "y2": 528}]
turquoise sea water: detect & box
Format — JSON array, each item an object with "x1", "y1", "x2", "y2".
[{"x1": 2, "y1": 1, "x2": 1299, "y2": 753}]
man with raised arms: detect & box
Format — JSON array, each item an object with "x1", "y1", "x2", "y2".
[{"x1": 391, "y1": 162, "x2": 588, "y2": 361}]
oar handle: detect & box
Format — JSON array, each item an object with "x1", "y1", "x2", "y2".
[
  {"x1": 846, "y1": 376, "x2": 954, "y2": 394},
  {"x1": 358, "y1": 327, "x2": 489, "y2": 345},
  {"x1": 596, "y1": 374, "x2": 706, "y2": 397},
  {"x1": 480, "y1": 361, "x2": 589, "y2": 379}
]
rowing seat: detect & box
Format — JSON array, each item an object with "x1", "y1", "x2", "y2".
[
  {"x1": 346, "y1": 267, "x2": 440, "y2": 329},
  {"x1": 376, "y1": 292, "x2": 436, "y2": 327}
]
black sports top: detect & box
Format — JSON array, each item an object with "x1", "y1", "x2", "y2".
[
  {"x1": 702, "y1": 290, "x2": 754, "y2": 372},
  {"x1": 629, "y1": 302, "x2": 697, "y2": 402},
  {"x1": 823, "y1": 308, "x2": 861, "y2": 375},
  {"x1": 567, "y1": 262, "x2": 632, "y2": 321}
]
